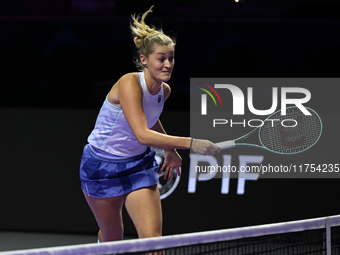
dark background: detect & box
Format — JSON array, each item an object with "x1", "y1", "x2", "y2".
[{"x1": 0, "y1": 0, "x2": 339, "y2": 237}]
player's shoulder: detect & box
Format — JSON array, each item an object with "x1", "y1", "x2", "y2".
[
  {"x1": 119, "y1": 72, "x2": 140, "y2": 84},
  {"x1": 162, "y1": 82, "x2": 171, "y2": 100},
  {"x1": 162, "y1": 82, "x2": 171, "y2": 92},
  {"x1": 117, "y1": 72, "x2": 141, "y2": 90}
]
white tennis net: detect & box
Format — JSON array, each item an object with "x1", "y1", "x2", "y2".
[{"x1": 1, "y1": 214, "x2": 339, "y2": 255}]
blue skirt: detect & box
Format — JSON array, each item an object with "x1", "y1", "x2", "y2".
[{"x1": 80, "y1": 144, "x2": 159, "y2": 198}]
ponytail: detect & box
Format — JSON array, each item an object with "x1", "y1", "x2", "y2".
[{"x1": 130, "y1": 6, "x2": 175, "y2": 70}]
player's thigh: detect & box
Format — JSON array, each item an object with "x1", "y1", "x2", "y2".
[
  {"x1": 83, "y1": 191, "x2": 125, "y2": 241},
  {"x1": 124, "y1": 184, "x2": 162, "y2": 238}
]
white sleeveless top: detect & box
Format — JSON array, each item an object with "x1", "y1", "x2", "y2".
[{"x1": 87, "y1": 72, "x2": 164, "y2": 157}]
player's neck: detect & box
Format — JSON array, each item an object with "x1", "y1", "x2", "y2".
[{"x1": 144, "y1": 71, "x2": 162, "y2": 95}]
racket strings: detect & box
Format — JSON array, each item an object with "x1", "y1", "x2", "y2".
[{"x1": 259, "y1": 107, "x2": 322, "y2": 154}]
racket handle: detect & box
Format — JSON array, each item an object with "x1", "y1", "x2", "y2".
[{"x1": 215, "y1": 140, "x2": 235, "y2": 150}]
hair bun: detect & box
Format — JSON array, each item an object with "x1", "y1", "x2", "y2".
[
  {"x1": 133, "y1": 37, "x2": 142, "y2": 49},
  {"x1": 130, "y1": 6, "x2": 157, "y2": 48}
]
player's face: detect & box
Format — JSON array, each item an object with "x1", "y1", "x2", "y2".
[{"x1": 141, "y1": 44, "x2": 175, "y2": 83}]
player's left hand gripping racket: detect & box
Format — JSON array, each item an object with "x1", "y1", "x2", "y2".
[
  {"x1": 152, "y1": 148, "x2": 181, "y2": 199},
  {"x1": 215, "y1": 106, "x2": 322, "y2": 154}
]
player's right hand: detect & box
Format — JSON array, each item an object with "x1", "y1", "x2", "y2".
[{"x1": 191, "y1": 139, "x2": 221, "y2": 155}]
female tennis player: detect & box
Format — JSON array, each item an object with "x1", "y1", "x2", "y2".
[{"x1": 79, "y1": 6, "x2": 220, "y2": 243}]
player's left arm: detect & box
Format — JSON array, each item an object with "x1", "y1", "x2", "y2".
[{"x1": 151, "y1": 83, "x2": 182, "y2": 180}]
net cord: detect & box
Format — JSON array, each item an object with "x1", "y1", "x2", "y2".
[{"x1": 1, "y1": 214, "x2": 340, "y2": 255}]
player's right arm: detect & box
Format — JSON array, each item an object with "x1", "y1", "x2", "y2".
[{"x1": 111, "y1": 74, "x2": 219, "y2": 155}]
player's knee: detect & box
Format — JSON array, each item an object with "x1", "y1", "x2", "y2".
[
  {"x1": 138, "y1": 229, "x2": 162, "y2": 239},
  {"x1": 100, "y1": 225, "x2": 124, "y2": 242}
]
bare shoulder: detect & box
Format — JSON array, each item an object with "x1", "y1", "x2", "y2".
[
  {"x1": 119, "y1": 72, "x2": 140, "y2": 86},
  {"x1": 108, "y1": 72, "x2": 142, "y2": 105},
  {"x1": 162, "y1": 82, "x2": 171, "y2": 101}
]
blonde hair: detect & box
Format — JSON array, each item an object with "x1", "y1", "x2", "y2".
[{"x1": 130, "y1": 6, "x2": 175, "y2": 70}]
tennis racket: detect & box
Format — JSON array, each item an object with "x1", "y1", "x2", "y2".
[
  {"x1": 215, "y1": 106, "x2": 322, "y2": 154},
  {"x1": 152, "y1": 148, "x2": 181, "y2": 200}
]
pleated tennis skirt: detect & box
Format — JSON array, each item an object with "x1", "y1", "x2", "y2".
[{"x1": 80, "y1": 144, "x2": 159, "y2": 198}]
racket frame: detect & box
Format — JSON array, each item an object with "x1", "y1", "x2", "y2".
[{"x1": 215, "y1": 106, "x2": 322, "y2": 154}]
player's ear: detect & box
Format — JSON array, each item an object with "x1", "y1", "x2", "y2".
[{"x1": 140, "y1": 55, "x2": 148, "y2": 67}]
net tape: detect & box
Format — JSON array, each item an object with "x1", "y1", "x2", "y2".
[{"x1": 1, "y1": 215, "x2": 339, "y2": 255}]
